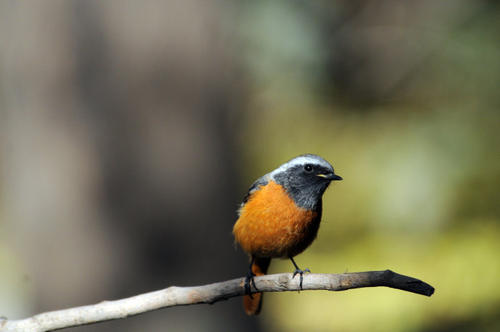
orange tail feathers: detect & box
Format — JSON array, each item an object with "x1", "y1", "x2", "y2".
[{"x1": 243, "y1": 257, "x2": 271, "y2": 315}]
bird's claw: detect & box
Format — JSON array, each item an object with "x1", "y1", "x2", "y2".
[
  {"x1": 244, "y1": 271, "x2": 257, "y2": 298},
  {"x1": 292, "y1": 268, "x2": 311, "y2": 290}
]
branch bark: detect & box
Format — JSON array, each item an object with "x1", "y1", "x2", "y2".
[{"x1": 0, "y1": 270, "x2": 434, "y2": 332}]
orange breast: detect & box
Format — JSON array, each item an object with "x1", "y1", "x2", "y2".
[{"x1": 233, "y1": 180, "x2": 319, "y2": 258}]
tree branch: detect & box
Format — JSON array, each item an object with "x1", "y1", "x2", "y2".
[{"x1": 0, "y1": 270, "x2": 434, "y2": 332}]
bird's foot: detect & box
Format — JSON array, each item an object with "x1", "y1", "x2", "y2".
[
  {"x1": 292, "y1": 267, "x2": 311, "y2": 290},
  {"x1": 244, "y1": 270, "x2": 257, "y2": 298}
]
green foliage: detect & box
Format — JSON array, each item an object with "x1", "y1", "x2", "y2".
[{"x1": 237, "y1": 2, "x2": 500, "y2": 330}]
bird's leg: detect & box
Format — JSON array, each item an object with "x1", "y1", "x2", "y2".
[
  {"x1": 290, "y1": 257, "x2": 310, "y2": 290},
  {"x1": 244, "y1": 256, "x2": 258, "y2": 298}
]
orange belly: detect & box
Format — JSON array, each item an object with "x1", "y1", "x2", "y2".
[{"x1": 233, "y1": 180, "x2": 320, "y2": 258}]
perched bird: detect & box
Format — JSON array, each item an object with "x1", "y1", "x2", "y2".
[{"x1": 233, "y1": 154, "x2": 342, "y2": 315}]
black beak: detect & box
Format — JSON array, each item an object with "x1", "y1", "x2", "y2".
[
  {"x1": 331, "y1": 174, "x2": 342, "y2": 181},
  {"x1": 317, "y1": 173, "x2": 343, "y2": 181}
]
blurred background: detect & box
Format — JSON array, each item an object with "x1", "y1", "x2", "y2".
[{"x1": 0, "y1": 1, "x2": 499, "y2": 331}]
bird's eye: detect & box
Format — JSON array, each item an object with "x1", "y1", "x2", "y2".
[{"x1": 304, "y1": 164, "x2": 313, "y2": 172}]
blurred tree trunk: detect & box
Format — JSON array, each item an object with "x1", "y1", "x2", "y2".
[{"x1": 0, "y1": 1, "x2": 256, "y2": 331}]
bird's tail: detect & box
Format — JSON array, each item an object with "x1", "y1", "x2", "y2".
[{"x1": 244, "y1": 257, "x2": 271, "y2": 315}]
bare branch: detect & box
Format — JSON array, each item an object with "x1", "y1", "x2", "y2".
[{"x1": 0, "y1": 270, "x2": 434, "y2": 332}]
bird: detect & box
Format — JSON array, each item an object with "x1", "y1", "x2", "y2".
[{"x1": 233, "y1": 154, "x2": 342, "y2": 315}]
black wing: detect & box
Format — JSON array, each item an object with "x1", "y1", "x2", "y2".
[{"x1": 241, "y1": 177, "x2": 268, "y2": 204}]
